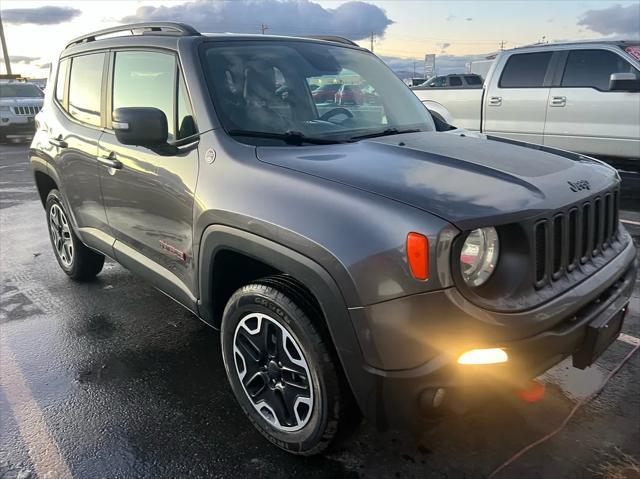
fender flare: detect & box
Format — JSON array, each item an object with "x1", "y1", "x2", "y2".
[{"x1": 196, "y1": 224, "x2": 373, "y2": 412}]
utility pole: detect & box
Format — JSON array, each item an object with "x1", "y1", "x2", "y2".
[
  {"x1": 499, "y1": 40, "x2": 506, "y2": 51},
  {"x1": 0, "y1": 14, "x2": 11, "y2": 75},
  {"x1": 370, "y1": 32, "x2": 374, "y2": 52},
  {"x1": 261, "y1": 23, "x2": 269, "y2": 34},
  {"x1": 413, "y1": 61, "x2": 417, "y2": 78}
]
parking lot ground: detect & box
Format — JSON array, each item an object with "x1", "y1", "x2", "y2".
[{"x1": 1, "y1": 142, "x2": 639, "y2": 478}]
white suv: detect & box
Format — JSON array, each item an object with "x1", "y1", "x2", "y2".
[{"x1": 0, "y1": 80, "x2": 44, "y2": 142}]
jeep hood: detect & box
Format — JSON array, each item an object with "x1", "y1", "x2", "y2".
[{"x1": 256, "y1": 131, "x2": 618, "y2": 229}]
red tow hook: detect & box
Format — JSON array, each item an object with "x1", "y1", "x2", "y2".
[{"x1": 516, "y1": 379, "x2": 546, "y2": 403}]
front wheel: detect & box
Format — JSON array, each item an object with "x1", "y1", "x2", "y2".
[{"x1": 221, "y1": 280, "x2": 351, "y2": 455}]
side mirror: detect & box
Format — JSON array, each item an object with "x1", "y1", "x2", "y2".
[
  {"x1": 609, "y1": 72, "x2": 640, "y2": 92},
  {"x1": 113, "y1": 107, "x2": 168, "y2": 147}
]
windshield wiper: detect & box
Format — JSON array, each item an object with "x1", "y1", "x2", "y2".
[
  {"x1": 227, "y1": 129, "x2": 343, "y2": 145},
  {"x1": 349, "y1": 128, "x2": 422, "y2": 141}
]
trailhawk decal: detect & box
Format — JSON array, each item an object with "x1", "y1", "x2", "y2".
[{"x1": 159, "y1": 241, "x2": 187, "y2": 262}]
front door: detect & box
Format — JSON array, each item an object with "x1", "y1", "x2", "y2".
[
  {"x1": 543, "y1": 48, "x2": 640, "y2": 159},
  {"x1": 98, "y1": 50, "x2": 199, "y2": 305}
]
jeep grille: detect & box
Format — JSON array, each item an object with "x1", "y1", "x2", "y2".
[
  {"x1": 533, "y1": 188, "x2": 619, "y2": 287},
  {"x1": 13, "y1": 106, "x2": 41, "y2": 116}
]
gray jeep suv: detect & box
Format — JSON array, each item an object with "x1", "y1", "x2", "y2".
[{"x1": 30, "y1": 23, "x2": 636, "y2": 455}]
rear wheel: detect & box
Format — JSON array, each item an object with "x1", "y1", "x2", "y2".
[
  {"x1": 221, "y1": 280, "x2": 350, "y2": 455},
  {"x1": 46, "y1": 189, "x2": 105, "y2": 280}
]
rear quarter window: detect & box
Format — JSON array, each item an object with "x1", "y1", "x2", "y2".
[
  {"x1": 499, "y1": 52, "x2": 553, "y2": 88},
  {"x1": 465, "y1": 75, "x2": 482, "y2": 85}
]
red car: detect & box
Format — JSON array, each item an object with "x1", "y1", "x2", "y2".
[{"x1": 311, "y1": 83, "x2": 341, "y2": 103}]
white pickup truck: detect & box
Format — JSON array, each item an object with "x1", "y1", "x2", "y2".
[{"x1": 413, "y1": 41, "x2": 640, "y2": 162}]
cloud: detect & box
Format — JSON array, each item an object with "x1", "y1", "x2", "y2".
[
  {"x1": 466, "y1": 17, "x2": 473, "y2": 21},
  {"x1": 438, "y1": 43, "x2": 451, "y2": 54},
  {"x1": 445, "y1": 14, "x2": 456, "y2": 21},
  {"x1": 120, "y1": 0, "x2": 393, "y2": 40},
  {"x1": 8, "y1": 55, "x2": 40, "y2": 64},
  {"x1": 578, "y1": 3, "x2": 640, "y2": 36},
  {"x1": 1, "y1": 6, "x2": 81, "y2": 25}
]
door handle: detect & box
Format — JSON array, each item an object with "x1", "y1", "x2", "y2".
[
  {"x1": 488, "y1": 96, "x2": 502, "y2": 106},
  {"x1": 98, "y1": 152, "x2": 123, "y2": 170},
  {"x1": 49, "y1": 137, "x2": 68, "y2": 148},
  {"x1": 550, "y1": 96, "x2": 566, "y2": 107}
]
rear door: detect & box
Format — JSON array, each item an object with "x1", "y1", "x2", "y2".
[
  {"x1": 98, "y1": 49, "x2": 199, "y2": 306},
  {"x1": 47, "y1": 52, "x2": 111, "y2": 253},
  {"x1": 483, "y1": 51, "x2": 555, "y2": 144},
  {"x1": 543, "y1": 48, "x2": 640, "y2": 159}
]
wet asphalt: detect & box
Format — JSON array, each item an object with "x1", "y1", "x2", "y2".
[{"x1": 0, "y1": 142, "x2": 639, "y2": 479}]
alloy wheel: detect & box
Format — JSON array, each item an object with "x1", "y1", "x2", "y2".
[
  {"x1": 233, "y1": 312, "x2": 314, "y2": 432},
  {"x1": 49, "y1": 203, "x2": 74, "y2": 267}
]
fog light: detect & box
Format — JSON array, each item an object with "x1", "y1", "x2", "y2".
[{"x1": 457, "y1": 348, "x2": 508, "y2": 365}]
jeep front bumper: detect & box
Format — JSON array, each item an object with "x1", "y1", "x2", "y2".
[{"x1": 349, "y1": 237, "x2": 636, "y2": 431}]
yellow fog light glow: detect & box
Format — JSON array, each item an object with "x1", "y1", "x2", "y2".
[{"x1": 457, "y1": 348, "x2": 508, "y2": 365}]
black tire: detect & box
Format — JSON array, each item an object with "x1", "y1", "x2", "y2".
[
  {"x1": 221, "y1": 279, "x2": 350, "y2": 455},
  {"x1": 45, "y1": 189, "x2": 105, "y2": 281}
]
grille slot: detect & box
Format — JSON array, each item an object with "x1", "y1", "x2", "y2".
[
  {"x1": 535, "y1": 221, "x2": 547, "y2": 284},
  {"x1": 552, "y1": 215, "x2": 563, "y2": 276},
  {"x1": 613, "y1": 190, "x2": 619, "y2": 239},
  {"x1": 593, "y1": 197, "x2": 601, "y2": 255},
  {"x1": 533, "y1": 188, "x2": 620, "y2": 288},
  {"x1": 568, "y1": 208, "x2": 578, "y2": 268},
  {"x1": 581, "y1": 203, "x2": 591, "y2": 261},
  {"x1": 604, "y1": 194, "x2": 612, "y2": 246}
]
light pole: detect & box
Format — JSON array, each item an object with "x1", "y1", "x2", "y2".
[{"x1": 0, "y1": 14, "x2": 12, "y2": 75}]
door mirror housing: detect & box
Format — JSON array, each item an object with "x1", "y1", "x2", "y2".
[
  {"x1": 113, "y1": 107, "x2": 168, "y2": 146},
  {"x1": 609, "y1": 72, "x2": 640, "y2": 92}
]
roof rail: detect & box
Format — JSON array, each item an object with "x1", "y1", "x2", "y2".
[
  {"x1": 65, "y1": 22, "x2": 200, "y2": 49},
  {"x1": 303, "y1": 36, "x2": 359, "y2": 47}
]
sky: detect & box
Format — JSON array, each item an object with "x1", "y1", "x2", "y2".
[{"x1": 1, "y1": 0, "x2": 639, "y2": 79}]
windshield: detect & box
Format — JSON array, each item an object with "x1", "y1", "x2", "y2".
[
  {"x1": 200, "y1": 41, "x2": 435, "y2": 145},
  {"x1": 0, "y1": 83, "x2": 44, "y2": 98}
]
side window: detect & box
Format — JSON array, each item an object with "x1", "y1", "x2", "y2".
[
  {"x1": 430, "y1": 76, "x2": 447, "y2": 87},
  {"x1": 465, "y1": 75, "x2": 482, "y2": 85},
  {"x1": 177, "y1": 72, "x2": 197, "y2": 140},
  {"x1": 499, "y1": 52, "x2": 553, "y2": 88},
  {"x1": 55, "y1": 58, "x2": 68, "y2": 105},
  {"x1": 561, "y1": 49, "x2": 638, "y2": 91},
  {"x1": 112, "y1": 51, "x2": 177, "y2": 142},
  {"x1": 68, "y1": 53, "x2": 105, "y2": 127},
  {"x1": 449, "y1": 76, "x2": 463, "y2": 87}
]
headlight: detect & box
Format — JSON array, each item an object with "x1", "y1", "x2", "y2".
[
  {"x1": 460, "y1": 227, "x2": 499, "y2": 287},
  {"x1": 0, "y1": 106, "x2": 10, "y2": 111}
]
